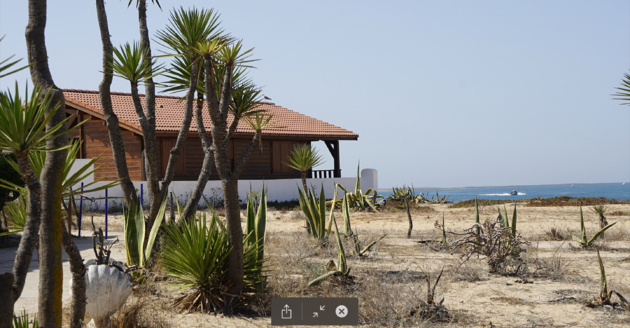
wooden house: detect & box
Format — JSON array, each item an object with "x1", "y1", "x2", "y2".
[{"x1": 63, "y1": 90, "x2": 358, "y2": 182}]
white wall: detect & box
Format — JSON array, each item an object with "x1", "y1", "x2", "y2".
[{"x1": 71, "y1": 167, "x2": 378, "y2": 209}]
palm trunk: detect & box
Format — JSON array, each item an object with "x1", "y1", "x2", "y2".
[
  {"x1": 222, "y1": 178, "x2": 244, "y2": 309},
  {"x1": 63, "y1": 225, "x2": 86, "y2": 328},
  {"x1": 0, "y1": 273, "x2": 13, "y2": 328},
  {"x1": 599, "y1": 214, "x2": 608, "y2": 240},
  {"x1": 26, "y1": 1, "x2": 68, "y2": 326},
  {"x1": 96, "y1": 0, "x2": 138, "y2": 205},
  {"x1": 182, "y1": 94, "x2": 213, "y2": 220}
]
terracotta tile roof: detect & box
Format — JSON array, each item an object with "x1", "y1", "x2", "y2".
[{"x1": 62, "y1": 89, "x2": 358, "y2": 140}]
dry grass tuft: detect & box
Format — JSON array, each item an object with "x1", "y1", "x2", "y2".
[{"x1": 108, "y1": 296, "x2": 170, "y2": 328}]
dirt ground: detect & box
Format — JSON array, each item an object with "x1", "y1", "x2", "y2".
[{"x1": 70, "y1": 203, "x2": 630, "y2": 327}]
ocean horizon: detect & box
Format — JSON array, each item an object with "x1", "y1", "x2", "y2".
[{"x1": 378, "y1": 182, "x2": 630, "y2": 203}]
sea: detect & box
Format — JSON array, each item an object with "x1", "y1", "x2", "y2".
[{"x1": 377, "y1": 183, "x2": 630, "y2": 203}]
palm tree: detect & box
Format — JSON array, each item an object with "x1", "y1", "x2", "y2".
[{"x1": 284, "y1": 144, "x2": 325, "y2": 193}]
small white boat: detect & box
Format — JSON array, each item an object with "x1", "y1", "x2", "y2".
[
  {"x1": 571, "y1": 184, "x2": 574, "y2": 187},
  {"x1": 510, "y1": 190, "x2": 518, "y2": 196},
  {"x1": 623, "y1": 182, "x2": 626, "y2": 185}
]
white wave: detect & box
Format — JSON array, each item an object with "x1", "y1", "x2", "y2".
[{"x1": 480, "y1": 192, "x2": 527, "y2": 196}]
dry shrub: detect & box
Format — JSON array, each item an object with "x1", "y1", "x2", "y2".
[
  {"x1": 450, "y1": 218, "x2": 529, "y2": 275},
  {"x1": 447, "y1": 261, "x2": 487, "y2": 282},
  {"x1": 109, "y1": 296, "x2": 169, "y2": 328},
  {"x1": 531, "y1": 243, "x2": 572, "y2": 280},
  {"x1": 544, "y1": 226, "x2": 568, "y2": 241}
]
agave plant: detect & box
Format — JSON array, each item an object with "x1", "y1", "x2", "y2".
[
  {"x1": 244, "y1": 185, "x2": 268, "y2": 289},
  {"x1": 297, "y1": 184, "x2": 335, "y2": 241},
  {"x1": 572, "y1": 206, "x2": 616, "y2": 248},
  {"x1": 123, "y1": 195, "x2": 168, "y2": 272},
  {"x1": 331, "y1": 164, "x2": 382, "y2": 211},
  {"x1": 594, "y1": 248, "x2": 614, "y2": 305},
  {"x1": 352, "y1": 232, "x2": 386, "y2": 258},
  {"x1": 307, "y1": 216, "x2": 350, "y2": 287}
]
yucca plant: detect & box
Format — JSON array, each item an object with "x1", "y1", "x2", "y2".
[
  {"x1": 283, "y1": 144, "x2": 325, "y2": 193},
  {"x1": 160, "y1": 211, "x2": 231, "y2": 313},
  {"x1": 297, "y1": 184, "x2": 334, "y2": 241},
  {"x1": 123, "y1": 195, "x2": 168, "y2": 272},
  {"x1": 12, "y1": 311, "x2": 37, "y2": 328},
  {"x1": 161, "y1": 208, "x2": 267, "y2": 312},
  {"x1": 572, "y1": 206, "x2": 616, "y2": 248},
  {"x1": 591, "y1": 205, "x2": 609, "y2": 239},
  {"x1": 307, "y1": 216, "x2": 351, "y2": 287}
]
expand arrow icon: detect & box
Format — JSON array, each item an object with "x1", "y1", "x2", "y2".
[{"x1": 313, "y1": 312, "x2": 318, "y2": 318}]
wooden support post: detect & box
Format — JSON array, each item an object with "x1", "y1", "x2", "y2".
[{"x1": 324, "y1": 140, "x2": 341, "y2": 178}]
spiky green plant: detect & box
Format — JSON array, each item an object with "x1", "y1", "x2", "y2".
[
  {"x1": 307, "y1": 216, "x2": 350, "y2": 287},
  {"x1": 331, "y1": 164, "x2": 382, "y2": 211},
  {"x1": 297, "y1": 184, "x2": 334, "y2": 241},
  {"x1": 245, "y1": 186, "x2": 267, "y2": 263},
  {"x1": 352, "y1": 232, "x2": 386, "y2": 257},
  {"x1": 341, "y1": 193, "x2": 353, "y2": 237},
  {"x1": 0, "y1": 195, "x2": 26, "y2": 237},
  {"x1": 283, "y1": 144, "x2": 324, "y2": 193},
  {"x1": 0, "y1": 140, "x2": 119, "y2": 236},
  {"x1": 160, "y1": 211, "x2": 231, "y2": 313},
  {"x1": 160, "y1": 208, "x2": 267, "y2": 312},
  {"x1": 572, "y1": 206, "x2": 617, "y2": 248},
  {"x1": 12, "y1": 311, "x2": 37, "y2": 328},
  {"x1": 123, "y1": 195, "x2": 168, "y2": 271},
  {"x1": 0, "y1": 36, "x2": 29, "y2": 79},
  {"x1": 595, "y1": 248, "x2": 613, "y2": 305}
]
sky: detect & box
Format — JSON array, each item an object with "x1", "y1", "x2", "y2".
[{"x1": 1, "y1": 1, "x2": 629, "y2": 189}]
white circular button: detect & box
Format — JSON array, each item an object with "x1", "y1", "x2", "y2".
[{"x1": 336, "y1": 305, "x2": 348, "y2": 318}]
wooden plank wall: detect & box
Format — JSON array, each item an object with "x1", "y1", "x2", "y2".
[
  {"x1": 156, "y1": 137, "x2": 307, "y2": 181},
  {"x1": 79, "y1": 116, "x2": 143, "y2": 181}
]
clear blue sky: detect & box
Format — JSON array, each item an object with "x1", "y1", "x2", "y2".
[{"x1": 1, "y1": 1, "x2": 629, "y2": 189}]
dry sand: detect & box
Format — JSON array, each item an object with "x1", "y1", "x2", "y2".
[{"x1": 56, "y1": 203, "x2": 630, "y2": 327}]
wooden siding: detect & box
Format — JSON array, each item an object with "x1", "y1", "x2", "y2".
[
  {"x1": 72, "y1": 109, "x2": 143, "y2": 181},
  {"x1": 154, "y1": 137, "x2": 305, "y2": 180}
]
